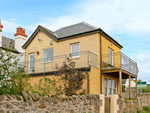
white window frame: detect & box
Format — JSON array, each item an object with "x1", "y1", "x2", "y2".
[
  {"x1": 105, "y1": 78, "x2": 117, "y2": 97},
  {"x1": 29, "y1": 53, "x2": 35, "y2": 74},
  {"x1": 42, "y1": 48, "x2": 54, "y2": 63},
  {"x1": 71, "y1": 43, "x2": 80, "y2": 58}
]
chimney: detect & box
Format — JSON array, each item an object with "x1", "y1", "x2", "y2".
[
  {"x1": 14, "y1": 27, "x2": 27, "y2": 53},
  {"x1": 0, "y1": 19, "x2": 3, "y2": 47}
]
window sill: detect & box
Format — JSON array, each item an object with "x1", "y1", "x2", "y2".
[
  {"x1": 70, "y1": 56, "x2": 80, "y2": 60},
  {"x1": 42, "y1": 61, "x2": 54, "y2": 64}
]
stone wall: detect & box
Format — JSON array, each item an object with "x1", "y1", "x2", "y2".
[
  {"x1": 117, "y1": 98, "x2": 139, "y2": 113},
  {"x1": 117, "y1": 93, "x2": 150, "y2": 113},
  {"x1": 0, "y1": 93, "x2": 102, "y2": 113},
  {"x1": 138, "y1": 93, "x2": 150, "y2": 108}
]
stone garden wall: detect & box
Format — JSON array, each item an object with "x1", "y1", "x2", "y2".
[
  {"x1": 117, "y1": 93, "x2": 150, "y2": 113},
  {"x1": 0, "y1": 93, "x2": 102, "y2": 113},
  {"x1": 117, "y1": 98, "x2": 139, "y2": 113}
]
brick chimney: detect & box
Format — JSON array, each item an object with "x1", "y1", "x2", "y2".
[
  {"x1": 0, "y1": 19, "x2": 3, "y2": 47},
  {"x1": 14, "y1": 27, "x2": 27, "y2": 53}
]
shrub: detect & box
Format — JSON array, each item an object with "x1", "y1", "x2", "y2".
[
  {"x1": 143, "y1": 89, "x2": 150, "y2": 93},
  {"x1": 122, "y1": 85, "x2": 126, "y2": 92},
  {"x1": 143, "y1": 106, "x2": 150, "y2": 112},
  {"x1": 0, "y1": 41, "x2": 31, "y2": 95},
  {"x1": 53, "y1": 57, "x2": 86, "y2": 96},
  {"x1": 29, "y1": 77, "x2": 56, "y2": 96}
]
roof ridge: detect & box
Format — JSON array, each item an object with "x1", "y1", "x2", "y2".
[
  {"x1": 82, "y1": 22, "x2": 98, "y2": 29},
  {"x1": 2, "y1": 36, "x2": 15, "y2": 41},
  {"x1": 54, "y1": 22, "x2": 85, "y2": 32}
]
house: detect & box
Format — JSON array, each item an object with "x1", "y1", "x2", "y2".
[
  {"x1": 22, "y1": 22, "x2": 139, "y2": 97},
  {"x1": 0, "y1": 19, "x2": 27, "y2": 74},
  {"x1": 122, "y1": 79, "x2": 136, "y2": 90}
]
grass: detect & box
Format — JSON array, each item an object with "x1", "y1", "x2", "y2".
[{"x1": 125, "y1": 98, "x2": 135, "y2": 100}]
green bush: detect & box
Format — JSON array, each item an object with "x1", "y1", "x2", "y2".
[
  {"x1": 143, "y1": 106, "x2": 150, "y2": 112},
  {"x1": 137, "y1": 110, "x2": 142, "y2": 113},
  {"x1": 122, "y1": 85, "x2": 126, "y2": 92},
  {"x1": 29, "y1": 77, "x2": 56, "y2": 96},
  {"x1": 143, "y1": 89, "x2": 150, "y2": 93}
]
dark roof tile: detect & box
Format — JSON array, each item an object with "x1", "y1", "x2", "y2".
[{"x1": 54, "y1": 22, "x2": 97, "y2": 38}]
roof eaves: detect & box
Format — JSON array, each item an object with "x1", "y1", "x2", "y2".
[{"x1": 22, "y1": 25, "x2": 58, "y2": 49}]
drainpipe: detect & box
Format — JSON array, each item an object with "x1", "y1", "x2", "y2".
[
  {"x1": 86, "y1": 67, "x2": 89, "y2": 94},
  {"x1": 100, "y1": 30, "x2": 103, "y2": 94}
]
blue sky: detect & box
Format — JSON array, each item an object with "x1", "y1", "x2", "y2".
[{"x1": 1, "y1": 0, "x2": 150, "y2": 83}]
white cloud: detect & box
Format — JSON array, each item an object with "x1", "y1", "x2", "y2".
[
  {"x1": 131, "y1": 52, "x2": 150, "y2": 82},
  {"x1": 23, "y1": 0, "x2": 150, "y2": 35},
  {"x1": 2, "y1": 20, "x2": 19, "y2": 33}
]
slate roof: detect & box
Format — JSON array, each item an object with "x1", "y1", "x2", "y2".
[
  {"x1": 54, "y1": 22, "x2": 98, "y2": 38},
  {"x1": 1, "y1": 36, "x2": 19, "y2": 53},
  {"x1": 22, "y1": 22, "x2": 123, "y2": 49}
]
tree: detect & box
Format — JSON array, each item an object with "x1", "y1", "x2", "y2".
[
  {"x1": 0, "y1": 41, "x2": 30, "y2": 95},
  {"x1": 53, "y1": 57, "x2": 87, "y2": 96}
]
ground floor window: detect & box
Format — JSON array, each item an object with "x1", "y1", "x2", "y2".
[{"x1": 105, "y1": 78, "x2": 117, "y2": 96}]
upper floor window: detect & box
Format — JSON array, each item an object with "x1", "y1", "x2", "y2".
[
  {"x1": 43, "y1": 48, "x2": 54, "y2": 63},
  {"x1": 108, "y1": 48, "x2": 113, "y2": 65},
  {"x1": 71, "y1": 43, "x2": 80, "y2": 58}
]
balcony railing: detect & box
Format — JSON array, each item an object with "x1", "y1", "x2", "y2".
[
  {"x1": 102, "y1": 52, "x2": 139, "y2": 75},
  {"x1": 17, "y1": 51, "x2": 99, "y2": 74}
]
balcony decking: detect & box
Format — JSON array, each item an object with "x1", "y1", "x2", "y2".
[{"x1": 102, "y1": 52, "x2": 138, "y2": 78}]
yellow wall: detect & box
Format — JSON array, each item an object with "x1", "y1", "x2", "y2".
[
  {"x1": 25, "y1": 30, "x2": 121, "y2": 95},
  {"x1": 100, "y1": 34, "x2": 121, "y2": 94}
]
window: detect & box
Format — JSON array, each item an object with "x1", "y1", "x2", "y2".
[
  {"x1": 43, "y1": 48, "x2": 54, "y2": 63},
  {"x1": 105, "y1": 78, "x2": 117, "y2": 96},
  {"x1": 29, "y1": 53, "x2": 35, "y2": 73},
  {"x1": 108, "y1": 48, "x2": 113, "y2": 65},
  {"x1": 71, "y1": 43, "x2": 80, "y2": 58}
]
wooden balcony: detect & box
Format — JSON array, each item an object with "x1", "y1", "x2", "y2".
[{"x1": 102, "y1": 52, "x2": 139, "y2": 78}]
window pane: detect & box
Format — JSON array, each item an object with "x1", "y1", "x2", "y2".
[
  {"x1": 105, "y1": 88, "x2": 107, "y2": 96},
  {"x1": 113, "y1": 89, "x2": 116, "y2": 94},
  {"x1": 47, "y1": 48, "x2": 53, "y2": 62},
  {"x1": 109, "y1": 79, "x2": 112, "y2": 88},
  {"x1": 114, "y1": 81, "x2": 116, "y2": 88},
  {"x1": 71, "y1": 43, "x2": 79, "y2": 57},
  {"x1": 108, "y1": 88, "x2": 112, "y2": 95},
  {"x1": 43, "y1": 48, "x2": 53, "y2": 62},
  {"x1": 105, "y1": 78, "x2": 107, "y2": 87}
]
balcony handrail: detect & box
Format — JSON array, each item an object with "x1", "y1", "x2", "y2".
[
  {"x1": 102, "y1": 52, "x2": 137, "y2": 64},
  {"x1": 17, "y1": 51, "x2": 99, "y2": 68}
]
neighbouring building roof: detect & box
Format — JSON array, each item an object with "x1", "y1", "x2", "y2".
[
  {"x1": 54, "y1": 22, "x2": 98, "y2": 38},
  {"x1": 22, "y1": 22, "x2": 123, "y2": 49},
  {"x1": 1, "y1": 36, "x2": 20, "y2": 53}
]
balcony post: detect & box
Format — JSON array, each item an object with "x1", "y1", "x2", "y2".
[
  {"x1": 27, "y1": 61, "x2": 28, "y2": 74},
  {"x1": 129, "y1": 75, "x2": 131, "y2": 99},
  {"x1": 136, "y1": 77, "x2": 138, "y2": 99},
  {"x1": 119, "y1": 70, "x2": 122, "y2": 97}
]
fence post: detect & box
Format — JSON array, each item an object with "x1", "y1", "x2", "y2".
[
  {"x1": 99, "y1": 94, "x2": 104, "y2": 113},
  {"x1": 43, "y1": 59, "x2": 46, "y2": 77},
  {"x1": 109, "y1": 94, "x2": 119, "y2": 113}
]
